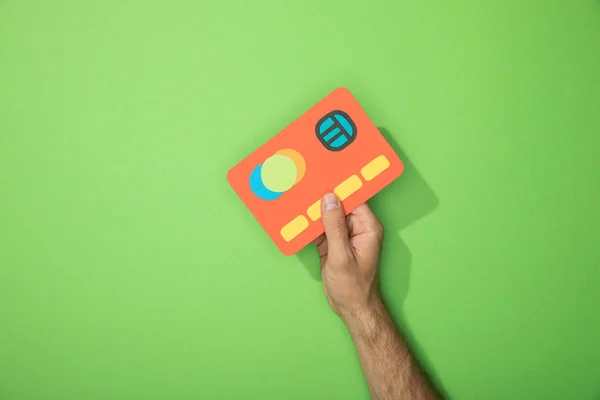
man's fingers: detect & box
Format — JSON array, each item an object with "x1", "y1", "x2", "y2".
[
  {"x1": 321, "y1": 193, "x2": 352, "y2": 255},
  {"x1": 312, "y1": 233, "x2": 326, "y2": 247},
  {"x1": 351, "y1": 203, "x2": 384, "y2": 239},
  {"x1": 350, "y1": 203, "x2": 376, "y2": 219}
]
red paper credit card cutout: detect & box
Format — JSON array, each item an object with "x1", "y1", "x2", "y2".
[{"x1": 227, "y1": 88, "x2": 404, "y2": 255}]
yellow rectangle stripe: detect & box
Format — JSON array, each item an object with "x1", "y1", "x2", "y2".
[
  {"x1": 334, "y1": 175, "x2": 363, "y2": 201},
  {"x1": 280, "y1": 215, "x2": 309, "y2": 242},
  {"x1": 361, "y1": 155, "x2": 390, "y2": 181},
  {"x1": 307, "y1": 199, "x2": 321, "y2": 221}
]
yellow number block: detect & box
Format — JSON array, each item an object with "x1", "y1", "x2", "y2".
[
  {"x1": 280, "y1": 215, "x2": 309, "y2": 242},
  {"x1": 361, "y1": 155, "x2": 390, "y2": 181},
  {"x1": 334, "y1": 175, "x2": 363, "y2": 201},
  {"x1": 307, "y1": 199, "x2": 321, "y2": 221}
]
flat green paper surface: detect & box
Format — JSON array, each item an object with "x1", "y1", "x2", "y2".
[{"x1": 1, "y1": 1, "x2": 600, "y2": 399}]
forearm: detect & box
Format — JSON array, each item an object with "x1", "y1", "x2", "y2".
[{"x1": 343, "y1": 299, "x2": 439, "y2": 400}]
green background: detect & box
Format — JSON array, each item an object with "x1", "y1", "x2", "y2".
[{"x1": 1, "y1": 0, "x2": 599, "y2": 399}]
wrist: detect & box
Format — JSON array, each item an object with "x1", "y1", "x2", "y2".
[{"x1": 340, "y1": 295, "x2": 386, "y2": 331}]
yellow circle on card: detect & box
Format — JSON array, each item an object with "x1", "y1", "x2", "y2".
[
  {"x1": 274, "y1": 148, "x2": 306, "y2": 183},
  {"x1": 261, "y1": 155, "x2": 297, "y2": 192}
]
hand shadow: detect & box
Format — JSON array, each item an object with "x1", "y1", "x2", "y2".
[{"x1": 296, "y1": 127, "x2": 445, "y2": 395}]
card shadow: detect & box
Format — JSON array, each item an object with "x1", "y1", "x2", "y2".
[{"x1": 295, "y1": 127, "x2": 446, "y2": 395}]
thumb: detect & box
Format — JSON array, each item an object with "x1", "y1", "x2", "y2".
[{"x1": 321, "y1": 193, "x2": 352, "y2": 255}]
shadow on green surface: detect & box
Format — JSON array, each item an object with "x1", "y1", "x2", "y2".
[
  {"x1": 296, "y1": 128, "x2": 446, "y2": 395},
  {"x1": 374, "y1": 129, "x2": 446, "y2": 398}
]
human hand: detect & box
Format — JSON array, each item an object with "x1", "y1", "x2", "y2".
[{"x1": 313, "y1": 193, "x2": 384, "y2": 320}]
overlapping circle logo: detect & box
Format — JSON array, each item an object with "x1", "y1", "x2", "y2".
[{"x1": 249, "y1": 149, "x2": 306, "y2": 200}]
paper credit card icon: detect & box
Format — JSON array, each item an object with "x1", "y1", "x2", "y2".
[{"x1": 227, "y1": 88, "x2": 404, "y2": 255}]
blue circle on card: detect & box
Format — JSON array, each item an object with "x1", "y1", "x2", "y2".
[{"x1": 249, "y1": 164, "x2": 282, "y2": 201}]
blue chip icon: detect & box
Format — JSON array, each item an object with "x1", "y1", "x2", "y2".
[{"x1": 315, "y1": 110, "x2": 357, "y2": 151}]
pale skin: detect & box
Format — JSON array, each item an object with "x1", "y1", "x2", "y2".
[{"x1": 313, "y1": 193, "x2": 440, "y2": 400}]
